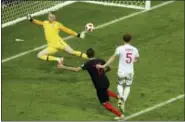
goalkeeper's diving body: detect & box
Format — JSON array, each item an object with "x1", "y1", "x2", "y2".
[{"x1": 27, "y1": 11, "x2": 88, "y2": 64}]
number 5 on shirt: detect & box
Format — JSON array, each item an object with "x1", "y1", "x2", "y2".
[{"x1": 126, "y1": 53, "x2": 132, "y2": 64}]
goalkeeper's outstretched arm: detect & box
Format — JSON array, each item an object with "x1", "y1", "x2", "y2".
[
  {"x1": 27, "y1": 14, "x2": 43, "y2": 26},
  {"x1": 59, "y1": 24, "x2": 85, "y2": 39}
]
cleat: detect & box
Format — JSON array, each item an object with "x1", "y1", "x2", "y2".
[
  {"x1": 114, "y1": 114, "x2": 125, "y2": 120},
  {"x1": 118, "y1": 98, "x2": 125, "y2": 113}
]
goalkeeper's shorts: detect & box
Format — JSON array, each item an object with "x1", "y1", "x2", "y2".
[{"x1": 46, "y1": 41, "x2": 69, "y2": 54}]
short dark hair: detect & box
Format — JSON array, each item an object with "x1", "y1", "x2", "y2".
[
  {"x1": 86, "y1": 48, "x2": 95, "y2": 58},
  {"x1": 123, "y1": 33, "x2": 132, "y2": 42}
]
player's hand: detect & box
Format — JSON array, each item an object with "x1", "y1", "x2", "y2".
[
  {"x1": 77, "y1": 32, "x2": 85, "y2": 39},
  {"x1": 27, "y1": 14, "x2": 33, "y2": 21},
  {"x1": 73, "y1": 68, "x2": 79, "y2": 72},
  {"x1": 96, "y1": 64, "x2": 104, "y2": 69}
]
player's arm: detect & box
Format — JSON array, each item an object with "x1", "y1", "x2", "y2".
[
  {"x1": 104, "y1": 66, "x2": 111, "y2": 73},
  {"x1": 59, "y1": 24, "x2": 85, "y2": 39},
  {"x1": 101, "y1": 59, "x2": 111, "y2": 72},
  {"x1": 58, "y1": 65, "x2": 82, "y2": 72},
  {"x1": 134, "y1": 57, "x2": 139, "y2": 63},
  {"x1": 27, "y1": 14, "x2": 43, "y2": 26},
  {"x1": 134, "y1": 48, "x2": 140, "y2": 63},
  {"x1": 102, "y1": 55, "x2": 117, "y2": 68},
  {"x1": 97, "y1": 48, "x2": 119, "y2": 69}
]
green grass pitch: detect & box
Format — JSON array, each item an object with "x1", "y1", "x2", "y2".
[{"x1": 2, "y1": 1, "x2": 184, "y2": 121}]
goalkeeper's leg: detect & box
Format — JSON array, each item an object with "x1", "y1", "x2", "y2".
[
  {"x1": 37, "y1": 48, "x2": 63, "y2": 63},
  {"x1": 64, "y1": 45, "x2": 88, "y2": 59}
]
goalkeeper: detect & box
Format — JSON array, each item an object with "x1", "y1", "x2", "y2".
[{"x1": 27, "y1": 11, "x2": 88, "y2": 64}]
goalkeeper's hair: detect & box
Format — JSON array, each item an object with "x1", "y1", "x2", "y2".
[
  {"x1": 123, "y1": 33, "x2": 132, "y2": 42},
  {"x1": 86, "y1": 48, "x2": 95, "y2": 58}
]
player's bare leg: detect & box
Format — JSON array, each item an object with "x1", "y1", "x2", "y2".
[
  {"x1": 37, "y1": 49, "x2": 63, "y2": 64},
  {"x1": 64, "y1": 45, "x2": 88, "y2": 59}
]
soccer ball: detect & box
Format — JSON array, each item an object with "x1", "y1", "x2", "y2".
[{"x1": 85, "y1": 23, "x2": 94, "y2": 32}]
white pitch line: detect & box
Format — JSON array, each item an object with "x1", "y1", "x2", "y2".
[
  {"x1": 125, "y1": 94, "x2": 184, "y2": 120},
  {"x1": 2, "y1": 1, "x2": 175, "y2": 64}
]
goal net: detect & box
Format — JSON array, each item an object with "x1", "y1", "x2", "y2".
[{"x1": 2, "y1": 0, "x2": 151, "y2": 28}]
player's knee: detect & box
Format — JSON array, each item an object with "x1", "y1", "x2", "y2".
[
  {"x1": 70, "y1": 50, "x2": 76, "y2": 55},
  {"x1": 69, "y1": 50, "x2": 76, "y2": 55},
  {"x1": 37, "y1": 52, "x2": 42, "y2": 59}
]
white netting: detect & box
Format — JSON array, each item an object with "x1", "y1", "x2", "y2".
[
  {"x1": 2, "y1": 0, "x2": 150, "y2": 28},
  {"x1": 2, "y1": 0, "x2": 77, "y2": 28},
  {"x1": 81, "y1": 0, "x2": 150, "y2": 10}
]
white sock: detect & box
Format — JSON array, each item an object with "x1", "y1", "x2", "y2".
[
  {"x1": 117, "y1": 84, "x2": 124, "y2": 99},
  {"x1": 56, "y1": 58, "x2": 60, "y2": 62},
  {"x1": 123, "y1": 86, "x2": 130, "y2": 102}
]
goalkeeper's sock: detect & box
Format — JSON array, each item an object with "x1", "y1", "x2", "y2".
[
  {"x1": 103, "y1": 102, "x2": 122, "y2": 117},
  {"x1": 107, "y1": 90, "x2": 118, "y2": 99},
  {"x1": 39, "y1": 55, "x2": 60, "y2": 62},
  {"x1": 73, "y1": 51, "x2": 88, "y2": 59}
]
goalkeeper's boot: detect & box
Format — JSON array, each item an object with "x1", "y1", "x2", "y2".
[
  {"x1": 118, "y1": 97, "x2": 125, "y2": 113},
  {"x1": 114, "y1": 114, "x2": 125, "y2": 120}
]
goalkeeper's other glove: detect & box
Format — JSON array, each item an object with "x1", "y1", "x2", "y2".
[
  {"x1": 77, "y1": 32, "x2": 85, "y2": 39},
  {"x1": 27, "y1": 14, "x2": 33, "y2": 22}
]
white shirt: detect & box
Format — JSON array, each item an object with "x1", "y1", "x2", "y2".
[{"x1": 114, "y1": 44, "x2": 139, "y2": 74}]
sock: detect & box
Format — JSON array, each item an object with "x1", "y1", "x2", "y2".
[
  {"x1": 107, "y1": 90, "x2": 118, "y2": 99},
  {"x1": 117, "y1": 84, "x2": 124, "y2": 100},
  {"x1": 73, "y1": 51, "x2": 88, "y2": 59},
  {"x1": 39, "y1": 55, "x2": 59, "y2": 62},
  {"x1": 123, "y1": 86, "x2": 130, "y2": 102},
  {"x1": 103, "y1": 102, "x2": 122, "y2": 117}
]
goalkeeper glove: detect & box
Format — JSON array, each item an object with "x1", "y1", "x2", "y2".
[
  {"x1": 27, "y1": 14, "x2": 33, "y2": 22},
  {"x1": 77, "y1": 32, "x2": 85, "y2": 39}
]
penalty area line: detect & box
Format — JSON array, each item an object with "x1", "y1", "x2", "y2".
[
  {"x1": 2, "y1": 1, "x2": 175, "y2": 64},
  {"x1": 125, "y1": 94, "x2": 184, "y2": 120}
]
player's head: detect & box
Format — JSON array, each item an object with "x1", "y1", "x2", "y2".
[
  {"x1": 48, "y1": 11, "x2": 56, "y2": 22},
  {"x1": 123, "y1": 33, "x2": 132, "y2": 43},
  {"x1": 86, "y1": 48, "x2": 95, "y2": 58}
]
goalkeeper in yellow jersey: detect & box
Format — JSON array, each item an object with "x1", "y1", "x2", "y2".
[{"x1": 27, "y1": 11, "x2": 88, "y2": 64}]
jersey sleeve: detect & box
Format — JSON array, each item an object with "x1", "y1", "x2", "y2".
[
  {"x1": 32, "y1": 19, "x2": 44, "y2": 26},
  {"x1": 114, "y1": 47, "x2": 120, "y2": 56},
  {"x1": 59, "y1": 23, "x2": 78, "y2": 36}
]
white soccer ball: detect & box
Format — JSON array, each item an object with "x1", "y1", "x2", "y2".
[{"x1": 85, "y1": 23, "x2": 94, "y2": 32}]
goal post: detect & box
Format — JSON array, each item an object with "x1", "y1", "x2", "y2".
[{"x1": 2, "y1": 0, "x2": 151, "y2": 28}]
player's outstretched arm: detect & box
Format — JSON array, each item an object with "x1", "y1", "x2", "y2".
[
  {"x1": 96, "y1": 55, "x2": 116, "y2": 69},
  {"x1": 103, "y1": 55, "x2": 116, "y2": 68},
  {"x1": 59, "y1": 25, "x2": 85, "y2": 39},
  {"x1": 134, "y1": 57, "x2": 140, "y2": 63},
  {"x1": 58, "y1": 64, "x2": 82, "y2": 72},
  {"x1": 104, "y1": 66, "x2": 111, "y2": 73},
  {"x1": 27, "y1": 14, "x2": 43, "y2": 26}
]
